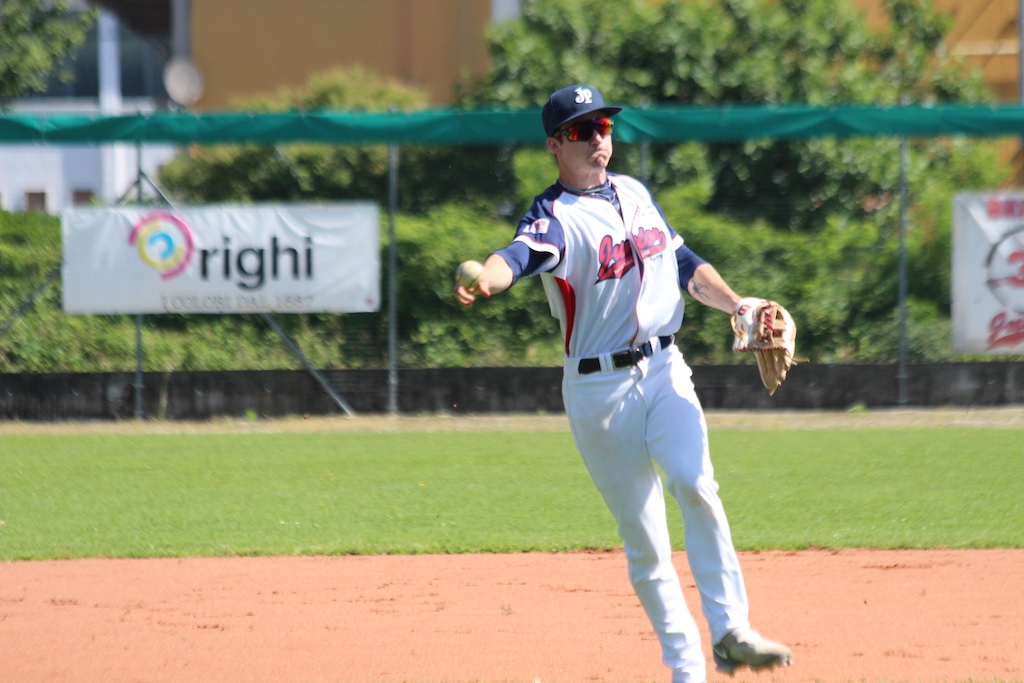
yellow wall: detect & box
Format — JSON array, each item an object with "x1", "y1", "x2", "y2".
[
  {"x1": 850, "y1": 0, "x2": 1024, "y2": 182},
  {"x1": 191, "y1": 0, "x2": 492, "y2": 109},
  {"x1": 852, "y1": 0, "x2": 1020, "y2": 101},
  {"x1": 190, "y1": 0, "x2": 1021, "y2": 109}
]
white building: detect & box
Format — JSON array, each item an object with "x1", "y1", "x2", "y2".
[{"x1": 0, "y1": 5, "x2": 180, "y2": 213}]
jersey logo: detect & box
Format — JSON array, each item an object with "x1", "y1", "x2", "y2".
[
  {"x1": 524, "y1": 218, "x2": 550, "y2": 235},
  {"x1": 596, "y1": 235, "x2": 636, "y2": 282},
  {"x1": 632, "y1": 225, "x2": 668, "y2": 260}
]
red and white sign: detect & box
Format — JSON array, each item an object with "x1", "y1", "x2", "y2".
[{"x1": 952, "y1": 194, "x2": 1024, "y2": 353}]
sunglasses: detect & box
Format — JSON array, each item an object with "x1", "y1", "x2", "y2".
[{"x1": 559, "y1": 117, "x2": 614, "y2": 142}]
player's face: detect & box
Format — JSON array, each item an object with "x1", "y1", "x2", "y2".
[{"x1": 550, "y1": 113, "x2": 614, "y2": 173}]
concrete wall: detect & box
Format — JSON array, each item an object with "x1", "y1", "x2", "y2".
[{"x1": 1, "y1": 362, "x2": 1021, "y2": 421}]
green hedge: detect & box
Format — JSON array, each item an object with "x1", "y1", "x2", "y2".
[{"x1": 1, "y1": 200, "x2": 1018, "y2": 373}]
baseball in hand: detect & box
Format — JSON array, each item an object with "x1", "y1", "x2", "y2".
[{"x1": 456, "y1": 260, "x2": 484, "y2": 288}]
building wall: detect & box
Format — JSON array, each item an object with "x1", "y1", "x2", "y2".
[
  {"x1": 181, "y1": 0, "x2": 1024, "y2": 185},
  {"x1": 0, "y1": 99, "x2": 175, "y2": 213},
  {"x1": 5, "y1": 0, "x2": 1020, "y2": 213},
  {"x1": 191, "y1": 0, "x2": 494, "y2": 108},
  {"x1": 187, "y1": 0, "x2": 1022, "y2": 108},
  {"x1": 853, "y1": 0, "x2": 1020, "y2": 101}
]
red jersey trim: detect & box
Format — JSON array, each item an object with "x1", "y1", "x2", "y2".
[{"x1": 555, "y1": 276, "x2": 576, "y2": 356}]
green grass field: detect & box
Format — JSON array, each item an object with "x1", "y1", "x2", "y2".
[{"x1": 2, "y1": 420, "x2": 1021, "y2": 560}]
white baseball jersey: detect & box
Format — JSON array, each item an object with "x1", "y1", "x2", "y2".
[{"x1": 510, "y1": 173, "x2": 687, "y2": 359}]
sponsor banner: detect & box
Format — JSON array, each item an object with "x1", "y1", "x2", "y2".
[
  {"x1": 952, "y1": 194, "x2": 1024, "y2": 353},
  {"x1": 62, "y1": 203, "x2": 379, "y2": 314}
]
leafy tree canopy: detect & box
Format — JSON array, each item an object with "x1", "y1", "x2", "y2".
[
  {"x1": 460, "y1": 0, "x2": 995, "y2": 231},
  {"x1": 468, "y1": 0, "x2": 982, "y2": 107},
  {"x1": 159, "y1": 68, "x2": 512, "y2": 213},
  {"x1": 0, "y1": 0, "x2": 96, "y2": 106}
]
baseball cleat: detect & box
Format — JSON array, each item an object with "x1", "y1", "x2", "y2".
[{"x1": 713, "y1": 629, "x2": 793, "y2": 675}]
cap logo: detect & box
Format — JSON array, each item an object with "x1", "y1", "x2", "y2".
[{"x1": 574, "y1": 88, "x2": 594, "y2": 104}]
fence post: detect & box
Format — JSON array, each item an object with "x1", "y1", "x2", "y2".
[
  {"x1": 897, "y1": 136, "x2": 909, "y2": 406},
  {"x1": 134, "y1": 140, "x2": 146, "y2": 419},
  {"x1": 387, "y1": 142, "x2": 400, "y2": 415},
  {"x1": 639, "y1": 97, "x2": 651, "y2": 184}
]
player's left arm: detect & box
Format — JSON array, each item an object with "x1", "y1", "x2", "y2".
[
  {"x1": 672, "y1": 240, "x2": 743, "y2": 313},
  {"x1": 686, "y1": 262, "x2": 743, "y2": 314}
]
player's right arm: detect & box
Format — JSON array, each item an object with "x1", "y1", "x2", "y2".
[
  {"x1": 456, "y1": 191, "x2": 565, "y2": 308},
  {"x1": 455, "y1": 253, "x2": 514, "y2": 307}
]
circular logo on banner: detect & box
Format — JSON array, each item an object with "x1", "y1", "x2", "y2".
[
  {"x1": 128, "y1": 212, "x2": 195, "y2": 279},
  {"x1": 986, "y1": 225, "x2": 1024, "y2": 313}
]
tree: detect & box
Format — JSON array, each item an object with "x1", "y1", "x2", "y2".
[
  {"x1": 452, "y1": 0, "x2": 1012, "y2": 363},
  {"x1": 0, "y1": 0, "x2": 96, "y2": 106},
  {"x1": 462, "y1": 0, "x2": 996, "y2": 231},
  {"x1": 159, "y1": 68, "x2": 513, "y2": 214}
]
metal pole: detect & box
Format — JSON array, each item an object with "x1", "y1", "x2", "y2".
[
  {"x1": 134, "y1": 313, "x2": 144, "y2": 417},
  {"x1": 386, "y1": 143, "x2": 400, "y2": 415},
  {"x1": 260, "y1": 313, "x2": 355, "y2": 415},
  {"x1": 639, "y1": 97, "x2": 651, "y2": 185},
  {"x1": 639, "y1": 139, "x2": 651, "y2": 185},
  {"x1": 134, "y1": 140, "x2": 145, "y2": 419},
  {"x1": 897, "y1": 136, "x2": 909, "y2": 406}
]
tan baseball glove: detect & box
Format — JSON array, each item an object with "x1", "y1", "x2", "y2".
[{"x1": 731, "y1": 298, "x2": 798, "y2": 396}]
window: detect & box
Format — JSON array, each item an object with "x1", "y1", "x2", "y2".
[
  {"x1": 73, "y1": 189, "x2": 95, "y2": 206},
  {"x1": 25, "y1": 191, "x2": 47, "y2": 213}
]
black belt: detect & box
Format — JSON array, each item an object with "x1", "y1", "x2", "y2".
[{"x1": 578, "y1": 335, "x2": 673, "y2": 375}]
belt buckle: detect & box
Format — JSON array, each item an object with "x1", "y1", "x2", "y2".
[
  {"x1": 610, "y1": 349, "x2": 635, "y2": 370},
  {"x1": 610, "y1": 340, "x2": 654, "y2": 370},
  {"x1": 627, "y1": 345, "x2": 645, "y2": 364}
]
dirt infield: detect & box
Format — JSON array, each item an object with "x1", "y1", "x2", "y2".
[
  {"x1": 2, "y1": 408, "x2": 1022, "y2": 682},
  {"x1": 2, "y1": 549, "x2": 1022, "y2": 682}
]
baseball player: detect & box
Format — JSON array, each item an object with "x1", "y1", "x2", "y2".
[{"x1": 454, "y1": 84, "x2": 793, "y2": 682}]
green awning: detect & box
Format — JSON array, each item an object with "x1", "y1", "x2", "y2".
[{"x1": 2, "y1": 104, "x2": 1022, "y2": 145}]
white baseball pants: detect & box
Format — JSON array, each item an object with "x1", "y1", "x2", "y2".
[{"x1": 562, "y1": 343, "x2": 751, "y2": 682}]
